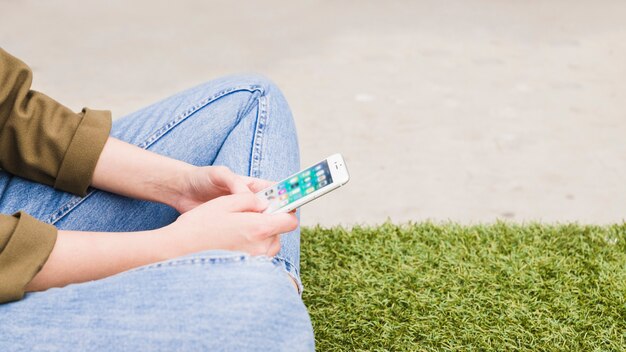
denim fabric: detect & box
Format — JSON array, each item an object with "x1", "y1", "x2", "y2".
[{"x1": 0, "y1": 75, "x2": 315, "y2": 351}]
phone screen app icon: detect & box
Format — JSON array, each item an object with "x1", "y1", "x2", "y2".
[{"x1": 269, "y1": 160, "x2": 334, "y2": 208}]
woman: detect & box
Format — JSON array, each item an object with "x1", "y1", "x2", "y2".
[{"x1": 0, "y1": 48, "x2": 314, "y2": 350}]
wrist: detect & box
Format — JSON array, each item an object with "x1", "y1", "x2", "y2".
[
  {"x1": 153, "y1": 223, "x2": 191, "y2": 259},
  {"x1": 147, "y1": 227, "x2": 174, "y2": 260},
  {"x1": 150, "y1": 161, "x2": 196, "y2": 210},
  {"x1": 92, "y1": 138, "x2": 197, "y2": 210}
]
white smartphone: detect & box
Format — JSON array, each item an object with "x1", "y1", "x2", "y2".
[{"x1": 257, "y1": 153, "x2": 350, "y2": 213}]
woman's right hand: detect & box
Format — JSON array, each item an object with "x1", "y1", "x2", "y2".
[{"x1": 161, "y1": 193, "x2": 298, "y2": 257}]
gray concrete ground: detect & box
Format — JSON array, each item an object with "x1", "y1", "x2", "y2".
[{"x1": 1, "y1": 1, "x2": 625, "y2": 226}]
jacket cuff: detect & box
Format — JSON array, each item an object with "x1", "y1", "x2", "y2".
[
  {"x1": 54, "y1": 108, "x2": 112, "y2": 196},
  {"x1": 0, "y1": 212, "x2": 57, "y2": 303}
]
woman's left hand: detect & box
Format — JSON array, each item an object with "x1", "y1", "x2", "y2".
[{"x1": 172, "y1": 166, "x2": 273, "y2": 213}]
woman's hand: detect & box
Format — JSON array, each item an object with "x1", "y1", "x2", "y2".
[
  {"x1": 162, "y1": 193, "x2": 298, "y2": 257},
  {"x1": 171, "y1": 166, "x2": 273, "y2": 213}
]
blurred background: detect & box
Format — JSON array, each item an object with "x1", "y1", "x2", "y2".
[{"x1": 1, "y1": 0, "x2": 624, "y2": 226}]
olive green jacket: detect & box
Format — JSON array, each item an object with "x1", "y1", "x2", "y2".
[{"x1": 0, "y1": 48, "x2": 111, "y2": 303}]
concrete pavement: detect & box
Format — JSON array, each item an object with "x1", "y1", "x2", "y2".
[{"x1": 1, "y1": 0, "x2": 625, "y2": 226}]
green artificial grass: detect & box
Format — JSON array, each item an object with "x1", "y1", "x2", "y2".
[{"x1": 300, "y1": 222, "x2": 626, "y2": 351}]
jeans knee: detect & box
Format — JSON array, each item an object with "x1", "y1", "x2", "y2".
[
  {"x1": 215, "y1": 74, "x2": 292, "y2": 116},
  {"x1": 225, "y1": 73, "x2": 281, "y2": 96},
  {"x1": 219, "y1": 73, "x2": 297, "y2": 136}
]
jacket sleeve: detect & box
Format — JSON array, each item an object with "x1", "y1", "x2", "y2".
[
  {"x1": 0, "y1": 48, "x2": 111, "y2": 303},
  {"x1": 0, "y1": 212, "x2": 57, "y2": 303},
  {"x1": 0, "y1": 48, "x2": 112, "y2": 196}
]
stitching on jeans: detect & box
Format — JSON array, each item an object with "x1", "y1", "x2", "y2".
[
  {"x1": 45, "y1": 84, "x2": 265, "y2": 225},
  {"x1": 274, "y1": 255, "x2": 303, "y2": 295},
  {"x1": 237, "y1": 90, "x2": 262, "y2": 123},
  {"x1": 273, "y1": 255, "x2": 301, "y2": 280},
  {"x1": 241, "y1": 92, "x2": 302, "y2": 290},
  {"x1": 132, "y1": 254, "x2": 275, "y2": 272},
  {"x1": 242, "y1": 92, "x2": 303, "y2": 293},
  {"x1": 249, "y1": 93, "x2": 268, "y2": 178},
  {"x1": 139, "y1": 255, "x2": 247, "y2": 271}
]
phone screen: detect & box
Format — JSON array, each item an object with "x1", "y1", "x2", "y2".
[{"x1": 262, "y1": 160, "x2": 334, "y2": 210}]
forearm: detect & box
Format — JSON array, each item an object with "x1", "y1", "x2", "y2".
[
  {"x1": 25, "y1": 228, "x2": 180, "y2": 292},
  {"x1": 91, "y1": 137, "x2": 193, "y2": 207},
  {"x1": 23, "y1": 138, "x2": 191, "y2": 291},
  {"x1": 24, "y1": 193, "x2": 295, "y2": 292}
]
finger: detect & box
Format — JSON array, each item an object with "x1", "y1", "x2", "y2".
[
  {"x1": 211, "y1": 193, "x2": 268, "y2": 213},
  {"x1": 213, "y1": 167, "x2": 251, "y2": 194},
  {"x1": 248, "y1": 212, "x2": 298, "y2": 240},
  {"x1": 240, "y1": 176, "x2": 275, "y2": 193},
  {"x1": 267, "y1": 235, "x2": 282, "y2": 256},
  {"x1": 271, "y1": 213, "x2": 299, "y2": 234}
]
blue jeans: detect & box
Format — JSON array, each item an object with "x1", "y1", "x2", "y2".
[{"x1": 0, "y1": 75, "x2": 315, "y2": 351}]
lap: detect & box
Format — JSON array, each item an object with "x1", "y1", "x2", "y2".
[{"x1": 0, "y1": 251, "x2": 314, "y2": 351}]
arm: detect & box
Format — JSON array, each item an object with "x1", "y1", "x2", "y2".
[
  {"x1": 25, "y1": 228, "x2": 170, "y2": 291},
  {"x1": 90, "y1": 137, "x2": 193, "y2": 209},
  {"x1": 91, "y1": 137, "x2": 269, "y2": 213},
  {"x1": 26, "y1": 193, "x2": 297, "y2": 292}
]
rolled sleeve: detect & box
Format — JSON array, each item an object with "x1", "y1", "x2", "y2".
[
  {"x1": 55, "y1": 108, "x2": 112, "y2": 196},
  {"x1": 0, "y1": 212, "x2": 57, "y2": 303},
  {"x1": 0, "y1": 48, "x2": 112, "y2": 196}
]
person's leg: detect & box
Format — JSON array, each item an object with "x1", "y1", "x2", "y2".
[
  {"x1": 0, "y1": 250, "x2": 315, "y2": 351},
  {"x1": 0, "y1": 75, "x2": 312, "y2": 349}
]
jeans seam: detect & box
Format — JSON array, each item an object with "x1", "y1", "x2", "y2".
[
  {"x1": 139, "y1": 255, "x2": 249, "y2": 270},
  {"x1": 101, "y1": 254, "x2": 295, "y2": 289},
  {"x1": 242, "y1": 92, "x2": 303, "y2": 293},
  {"x1": 132, "y1": 254, "x2": 277, "y2": 272},
  {"x1": 45, "y1": 84, "x2": 265, "y2": 225},
  {"x1": 274, "y1": 255, "x2": 303, "y2": 295},
  {"x1": 273, "y1": 255, "x2": 301, "y2": 279},
  {"x1": 248, "y1": 92, "x2": 269, "y2": 178}
]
